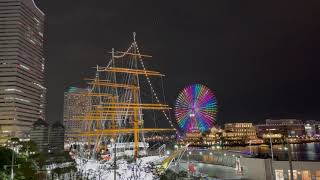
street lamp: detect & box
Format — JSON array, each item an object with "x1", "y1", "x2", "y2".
[
  {"x1": 3, "y1": 141, "x2": 20, "y2": 180},
  {"x1": 110, "y1": 138, "x2": 116, "y2": 180},
  {"x1": 174, "y1": 145, "x2": 178, "y2": 149},
  {"x1": 267, "y1": 128, "x2": 275, "y2": 160},
  {"x1": 267, "y1": 128, "x2": 276, "y2": 180},
  {"x1": 47, "y1": 169, "x2": 51, "y2": 180}
]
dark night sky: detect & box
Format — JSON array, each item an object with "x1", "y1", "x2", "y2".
[{"x1": 35, "y1": 1, "x2": 320, "y2": 126}]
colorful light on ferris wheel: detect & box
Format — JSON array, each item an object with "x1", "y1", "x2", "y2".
[{"x1": 174, "y1": 84, "x2": 217, "y2": 133}]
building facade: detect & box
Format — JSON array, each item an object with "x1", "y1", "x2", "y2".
[
  {"x1": 223, "y1": 123, "x2": 260, "y2": 145},
  {"x1": 0, "y1": 0, "x2": 46, "y2": 142},
  {"x1": 49, "y1": 122, "x2": 64, "y2": 153},
  {"x1": 63, "y1": 87, "x2": 90, "y2": 136},
  {"x1": 30, "y1": 118, "x2": 48, "y2": 152},
  {"x1": 305, "y1": 120, "x2": 320, "y2": 136},
  {"x1": 256, "y1": 119, "x2": 306, "y2": 142}
]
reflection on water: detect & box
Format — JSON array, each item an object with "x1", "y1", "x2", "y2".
[{"x1": 226, "y1": 142, "x2": 320, "y2": 161}]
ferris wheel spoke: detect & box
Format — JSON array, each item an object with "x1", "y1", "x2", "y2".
[{"x1": 174, "y1": 84, "x2": 217, "y2": 133}]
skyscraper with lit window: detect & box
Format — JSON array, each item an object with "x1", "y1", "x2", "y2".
[
  {"x1": 0, "y1": 0, "x2": 45, "y2": 142},
  {"x1": 63, "y1": 87, "x2": 90, "y2": 137}
]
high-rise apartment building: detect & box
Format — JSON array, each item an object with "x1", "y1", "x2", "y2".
[
  {"x1": 0, "y1": 0, "x2": 46, "y2": 142},
  {"x1": 63, "y1": 87, "x2": 90, "y2": 136}
]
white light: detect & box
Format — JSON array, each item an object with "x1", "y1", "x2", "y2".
[
  {"x1": 29, "y1": 39, "x2": 36, "y2": 45},
  {"x1": 189, "y1": 113, "x2": 195, "y2": 118},
  {"x1": 19, "y1": 64, "x2": 30, "y2": 70},
  {"x1": 5, "y1": 97, "x2": 30, "y2": 103},
  {"x1": 4, "y1": 88, "x2": 22, "y2": 93},
  {"x1": 33, "y1": 82, "x2": 46, "y2": 89},
  {"x1": 166, "y1": 150, "x2": 170, "y2": 155}
]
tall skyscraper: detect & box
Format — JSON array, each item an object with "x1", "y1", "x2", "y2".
[
  {"x1": 0, "y1": 0, "x2": 46, "y2": 142},
  {"x1": 63, "y1": 87, "x2": 90, "y2": 137}
]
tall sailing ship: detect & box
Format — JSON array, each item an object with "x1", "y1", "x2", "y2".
[{"x1": 68, "y1": 34, "x2": 175, "y2": 161}]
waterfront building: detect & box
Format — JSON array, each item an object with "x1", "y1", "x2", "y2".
[
  {"x1": 177, "y1": 127, "x2": 223, "y2": 145},
  {"x1": 29, "y1": 118, "x2": 48, "y2": 152},
  {"x1": 49, "y1": 122, "x2": 64, "y2": 153},
  {"x1": 256, "y1": 119, "x2": 305, "y2": 143},
  {"x1": 0, "y1": 0, "x2": 46, "y2": 142},
  {"x1": 63, "y1": 87, "x2": 90, "y2": 136},
  {"x1": 305, "y1": 120, "x2": 320, "y2": 136},
  {"x1": 203, "y1": 127, "x2": 223, "y2": 145},
  {"x1": 184, "y1": 131, "x2": 202, "y2": 144},
  {"x1": 223, "y1": 123, "x2": 260, "y2": 145}
]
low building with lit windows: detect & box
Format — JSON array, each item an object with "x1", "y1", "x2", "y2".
[
  {"x1": 256, "y1": 119, "x2": 306, "y2": 143},
  {"x1": 178, "y1": 127, "x2": 223, "y2": 146},
  {"x1": 304, "y1": 120, "x2": 320, "y2": 136},
  {"x1": 223, "y1": 123, "x2": 262, "y2": 145}
]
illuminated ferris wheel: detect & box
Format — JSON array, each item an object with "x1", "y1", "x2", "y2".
[{"x1": 174, "y1": 84, "x2": 217, "y2": 133}]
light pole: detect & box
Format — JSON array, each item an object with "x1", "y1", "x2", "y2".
[
  {"x1": 285, "y1": 130, "x2": 294, "y2": 180},
  {"x1": 11, "y1": 143, "x2": 14, "y2": 180},
  {"x1": 3, "y1": 141, "x2": 19, "y2": 180},
  {"x1": 110, "y1": 138, "x2": 116, "y2": 180},
  {"x1": 267, "y1": 129, "x2": 275, "y2": 180},
  {"x1": 267, "y1": 129, "x2": 274, "y2": 160}
]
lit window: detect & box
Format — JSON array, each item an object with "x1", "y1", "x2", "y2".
[
  {"x1": 275, "y1": 170, "x2": 284, "y2": 180},
  {"x1": 316, "y1": 171, "x2": 320, "y2": 180},
  {"x1": 4, "y1": 88, "x2": 22, "y2": 93},
  {"x1": 302, "y1": 170, "x2": 311, "y2": 180},
  {"x1": 18, "y1": 64, "x2": 30, "y2": 70},
  {"x1": 288, "y1": 170, "x2": 298, "y2": 180}
]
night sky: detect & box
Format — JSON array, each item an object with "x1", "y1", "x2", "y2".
[{"x1": 35, "y1": 1, "x2": 320, "y2": 126}]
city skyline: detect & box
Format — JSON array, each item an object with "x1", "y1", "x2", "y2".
[
  {"x1": 2, "y1": 2, "x2": 320, "y2": 180},
  {"x1": 36, "y1": 1, "x2": 320, "y2": 125}
]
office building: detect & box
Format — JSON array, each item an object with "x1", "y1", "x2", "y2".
[
  {"x1": 30, "y1": 118, "x2": 48, "y2": 152},
  {"x1": 49, "y1": 122, "x2": 64, "y2": 153},
  {"x1": 63, "y1": 87, "x2": 90, "y2": 136},
  {"x1": 0, "y1": 0, "x2": 46, "y2": 142}
]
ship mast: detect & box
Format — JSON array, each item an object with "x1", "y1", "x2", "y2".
[{"x1": 69, "y1": 33, "x2": 174, "y2": 160}]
